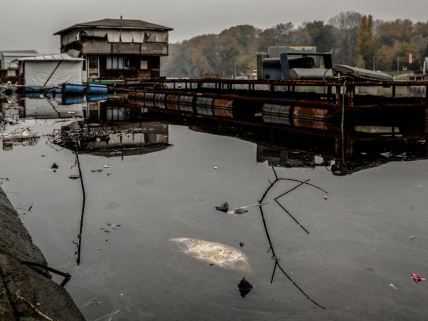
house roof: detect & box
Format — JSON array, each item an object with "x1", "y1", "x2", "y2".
[
  {"x1": 54, "y1": 18, "x2": 173, "y2": 35},
  {"x1": 17, "y1": 53, "x2": 83, "y2": 62}
]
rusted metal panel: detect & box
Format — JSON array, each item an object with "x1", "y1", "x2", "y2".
[
  {"x1": 292, "y1": 106, "x2": 328, "y2": 119},
  {"x1": 166, "y1": 94, "x2": 180, "y2": 103},
  {"x1": 292, "y1": 118, "x2": 329, "y2": 130},
  {"x1": 213, "y1": 98, "x2": 233, "y2": 109},
  {"x1": 166, "y1": 94, "x2": 180, "y2": 110},
  {"x1": 213, "y1": 108, "x2": 233, "y2": 118}
]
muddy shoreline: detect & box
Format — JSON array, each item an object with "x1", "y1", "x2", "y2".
[{"x1": 0, "y1": 186, "x2": 85, "y2": 321}]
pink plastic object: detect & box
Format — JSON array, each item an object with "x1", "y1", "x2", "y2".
[{"x1": 411, "y1": 273, "x2": 426, "y2": 283}]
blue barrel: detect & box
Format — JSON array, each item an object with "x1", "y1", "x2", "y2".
[
  {"x1": 63, "y1": 84, "x2": 85, "y2": 94},
  {"x1": 86, "y1": 84, "x2": 108, "y2": 95},
  {"x1": 63, "y1": 96, "x2": 84, "y2": 105},
  {"x1": 87, "y1": 95, "x2": 108, "y2": 102}
]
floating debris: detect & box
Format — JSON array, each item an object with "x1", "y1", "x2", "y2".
[
  {"x1": 228, "y1": 208, "x2": 248, "y2": 215},
  {"x1": 104, "y1": 165, "x2": 110, "y2": 169},
  {"x1": 237, "y1": 278, "x2": 253, "y2": 298},
  {"x1": 411, "y1": 273, "x2": 426, "y2": 283},
  {"x1": 389, "y1": 283, "x2": 398, "y2": 290},
  {"x1": 239, "y1": 242, "x2": 244, "y2": 247},
  {"x1": 170, "y1": 238, "x2": 250, "y2": 272},
  {"x1": 227, "y1": 203, "x2": 263, "y2": 215},
  {"x1": 82, "y1": 298, "x2": 102, "y2": 308},
  {"x1": 215, "y1": 202, "x2": 229, "y2": 213},
  {"x1": 69, "y1": 174, "x2": 80, "y2": 180},
  {"x1": 1, "y1": 127, "x2": 38, "y2": 143},
  {"x1": 213, "y1": 166, "x2": 219, "y2": 169},
  {"x1": 409, "y1": 235, "x2": 416, "y2": 241},
  {"x1": 51, "y1": 163, "x2": 59, "y2": 170}
]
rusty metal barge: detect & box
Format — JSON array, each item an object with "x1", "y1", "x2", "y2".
[{"x1": 126, "y1": 77, "x2": 428, "y2": 123}]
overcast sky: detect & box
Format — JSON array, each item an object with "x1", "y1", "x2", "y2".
[{"x1": 1, "y1": 0, "x2": 427, "y2": 53}]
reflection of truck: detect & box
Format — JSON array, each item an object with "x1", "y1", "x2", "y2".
[{"x1": 411, "y1": 57, "x2": 428, "y2": 80}]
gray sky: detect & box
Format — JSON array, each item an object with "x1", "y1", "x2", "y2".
[{"x1": 1, "y1": 0, "x2": 427, "y2": 53}]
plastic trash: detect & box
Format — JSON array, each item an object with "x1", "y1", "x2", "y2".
[
  {"x1": 215, "y1": 202, "x2": 229, "y2": 213},
  {"x1": 411, "y1": 273, "x2": 426, "y2": 282},
  {"x1": 228, "y1": 208, "x2": 249, "y2": 215},
  {"x1": 237, "y1": 278, "x2": 253, "y2": 297},
  {"x1": 227, "y1": 203, "x2": 264, "y2": 215}
]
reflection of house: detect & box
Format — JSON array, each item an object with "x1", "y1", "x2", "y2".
[
  {"x1": 0, "y1": 50, "x2": 38, "y2": 81},
  {"x1": 54, "y1": 18, "x2": 173, "y2": 81},
  {"x1": 23, "y1": 98, "x2": 84, "y2": 119}
]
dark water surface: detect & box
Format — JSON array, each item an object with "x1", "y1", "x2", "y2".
[{"x1": 1, "y1": 96, "x2": 428, "y2": 320}]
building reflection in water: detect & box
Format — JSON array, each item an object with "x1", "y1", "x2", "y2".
[{"x1": 127, "y1": 98, "x2": 428, "y2": 176}]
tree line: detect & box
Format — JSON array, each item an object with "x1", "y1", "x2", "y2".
[{"x1": 161, "y1": 11, "x2": 428, "y2": 78}]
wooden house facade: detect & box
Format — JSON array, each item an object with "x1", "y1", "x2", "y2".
[{"x1": 54, "y1": 18, "x2": 173, "y2": 81}]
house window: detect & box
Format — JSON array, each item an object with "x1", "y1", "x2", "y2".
[
  {"x1": 88, "y1": 57, "x2": 99, "y2": 69},
  {"x1": 140, "y1": 59, "x2": 148, "y2": 70},
  {"x1": 106, "y1": 56, "x2": 131, "y2": 70}
]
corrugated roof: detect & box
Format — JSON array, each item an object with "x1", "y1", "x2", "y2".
[
  {"x1": 18, "y1": 53, "x2": 83, "y2": 62},
  {"x1": 54, "y1": 18, "x2": 173, "y2": 35}
]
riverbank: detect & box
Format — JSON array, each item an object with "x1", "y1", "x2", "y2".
[{"x1": 0, "y1": 187, "x2": 85, "y2": 321}]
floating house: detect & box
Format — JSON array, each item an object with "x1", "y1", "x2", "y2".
[
  {"x1": 17, "y1": 54, "x2": 84, "y2": 90},
  {"x1": 0, "y1": 50, "x2": 38, "y2": 82},
  {"x1": 54, "y1": 18, "x2": 173, "y2": 81}
]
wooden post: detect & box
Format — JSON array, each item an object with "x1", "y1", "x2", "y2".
[{"x1": 336, "y1": 85, "x2": 341, "y2": 106}]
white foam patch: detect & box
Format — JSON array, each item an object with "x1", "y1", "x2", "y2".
[{"x1": 171, "y1": 238, "x2": 251, "y2": 273}]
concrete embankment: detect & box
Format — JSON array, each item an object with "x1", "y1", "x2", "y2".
[{"x1": 0, "y1": 187, "x2": 85, "y2": 321}]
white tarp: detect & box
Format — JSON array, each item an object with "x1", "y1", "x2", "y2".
[
  {"x1": 107, "y1": 30, "x2": 121, "y2": 43},
  {"x1": 62, "y1": 29, "x2": 80, "y2": 46},
  {"x1": 61, "y1": 29, "x2": 168, "y2": 44},
  {"x1": 24, "y1": 60, "x2": 83, "y2": 87}
]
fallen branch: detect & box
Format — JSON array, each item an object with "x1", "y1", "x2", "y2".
[
  {"x1": 74, "y1": 139, "x2": 86, "y2": 266},
  {"x1": 257, "y1": 167, "x2": 326, "y2": 310},
  {"x1": 15, "y1": 290, "x2": 54, "y2": 321}
]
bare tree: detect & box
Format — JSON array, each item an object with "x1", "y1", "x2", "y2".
[{"x1": 329, "y1": 11, "x2": 362, "y2": 65}]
